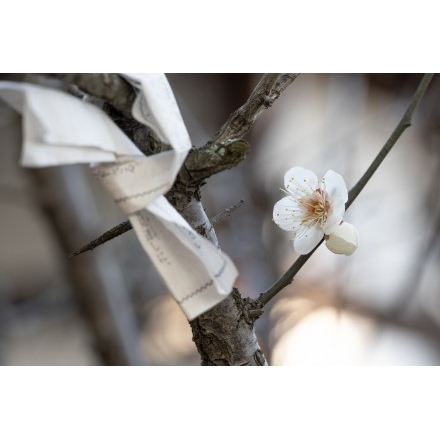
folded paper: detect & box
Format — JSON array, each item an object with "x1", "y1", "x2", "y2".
[{"x1": 0, "y1": 74, "x2": 238, "y2": 320}]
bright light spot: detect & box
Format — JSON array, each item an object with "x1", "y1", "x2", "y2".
[{"x1": 271, "y1": 307, "x2": 376, "y2": 366}]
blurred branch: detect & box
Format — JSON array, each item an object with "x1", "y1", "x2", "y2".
[
  {"x1": 341, "y1": 295, "x2": 440, "y2": 349},
  {"x1": 390, "y1": 155, "x2": 440, "y2": 315},
  {"x1": 258, "y1": 73, "x2": 435, "y2": 307},
  {"x1": 29, "y1": 166, "x2": 149, "y2": 365}
]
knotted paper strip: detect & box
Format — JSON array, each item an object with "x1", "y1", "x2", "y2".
[{"x1": 0, "y1": 74, "x2": 238, "y2": 320}]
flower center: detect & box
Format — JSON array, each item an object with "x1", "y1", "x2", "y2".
[{"x1": 299, "y1": 189, "x2": 330, "y2": 228}]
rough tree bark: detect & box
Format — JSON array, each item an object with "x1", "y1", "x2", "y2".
[{"x1": 0, "y1": 73, "x2": 299, "y2": 365}]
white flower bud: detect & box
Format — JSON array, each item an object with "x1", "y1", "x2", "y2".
[{"x1": 325, "y1": 221, "x2": 359, "y2": 256}]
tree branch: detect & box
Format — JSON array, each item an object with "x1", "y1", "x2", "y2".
[
  {"x1": 179, "y1": 140, "x2": 250, "y2": 187},
  {"x1": 61, "y1": 74, "x2": 296, "y2": 255},
  {"x1": 38, "y1": 73, "x2": 137, "y2": 118},
  {"x1": 4, "y1": 73, "x2": 298, "y2": 185},
  {"x1": 258, "y1": 73, "x2": 435, "y2": 307},
  {"x1": 212, "y1": 73, "x2": 299, "y2": 145}
]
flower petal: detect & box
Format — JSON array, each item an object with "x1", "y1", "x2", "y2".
[
  {"x1": 293, "y1": 224, "x2": 324, "y2": 254},
  {"x1": 323, "y1": 199, "x2": 345, "y2": 233},
  {"x1": 284, "y1": 166, "x2": 318, "y2": 198},
  {"x1": 321, "y1": 170, "x2": 348, "y2": 205},
  {"x1": 321, "y1": 170, "x2": 347, "y2": 233},
  {"x1": 273, "y1": 196, "x2": 304, "y2": 231}
]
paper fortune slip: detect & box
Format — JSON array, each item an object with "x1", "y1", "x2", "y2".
[{"x1": 0, "y1": 74, "x2": 238, "y2": 320}]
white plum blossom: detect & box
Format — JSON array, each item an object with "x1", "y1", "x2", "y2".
[{"x1": 273, "y1": 166, "x2": 349, "y2": 255}]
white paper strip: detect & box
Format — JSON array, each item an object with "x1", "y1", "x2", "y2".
[
  {"x1": 0, "y1": 74, "x2": 238, "y2": 320},
  {"x1": 129, "y1": 197, "x2": 237, "y2": 319}
]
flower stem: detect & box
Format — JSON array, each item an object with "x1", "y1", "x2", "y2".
[
  {"x1": 258, "y1": 73, "x2": 435, "y2": 307},
  {"x1": 346, "y1": 73, "x2": 434, "y2": 209}
]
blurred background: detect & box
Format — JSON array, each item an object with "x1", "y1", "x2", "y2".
[{"x1": 1, "y1": 73, "x2": 439, "y2": 365}]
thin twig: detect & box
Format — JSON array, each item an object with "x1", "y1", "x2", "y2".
[
  {"x1": 269, "y1": 74, "x2": 301, "y2": 101},
  {"x1": 210, "y1": 199, "x2": 245, "y2": 226},
  {"x1": 346, "y1": 73, "x2": 434, "y2": 209},
  {"x1": 69, "y1": 199, "x2": 245, "y2": 257},
  {"x1": 258, "y1": 73, "x2": 435, "y2": 306},
  {"x1": 68, "y1": 220, "x2": 132, "y2": 257}
]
